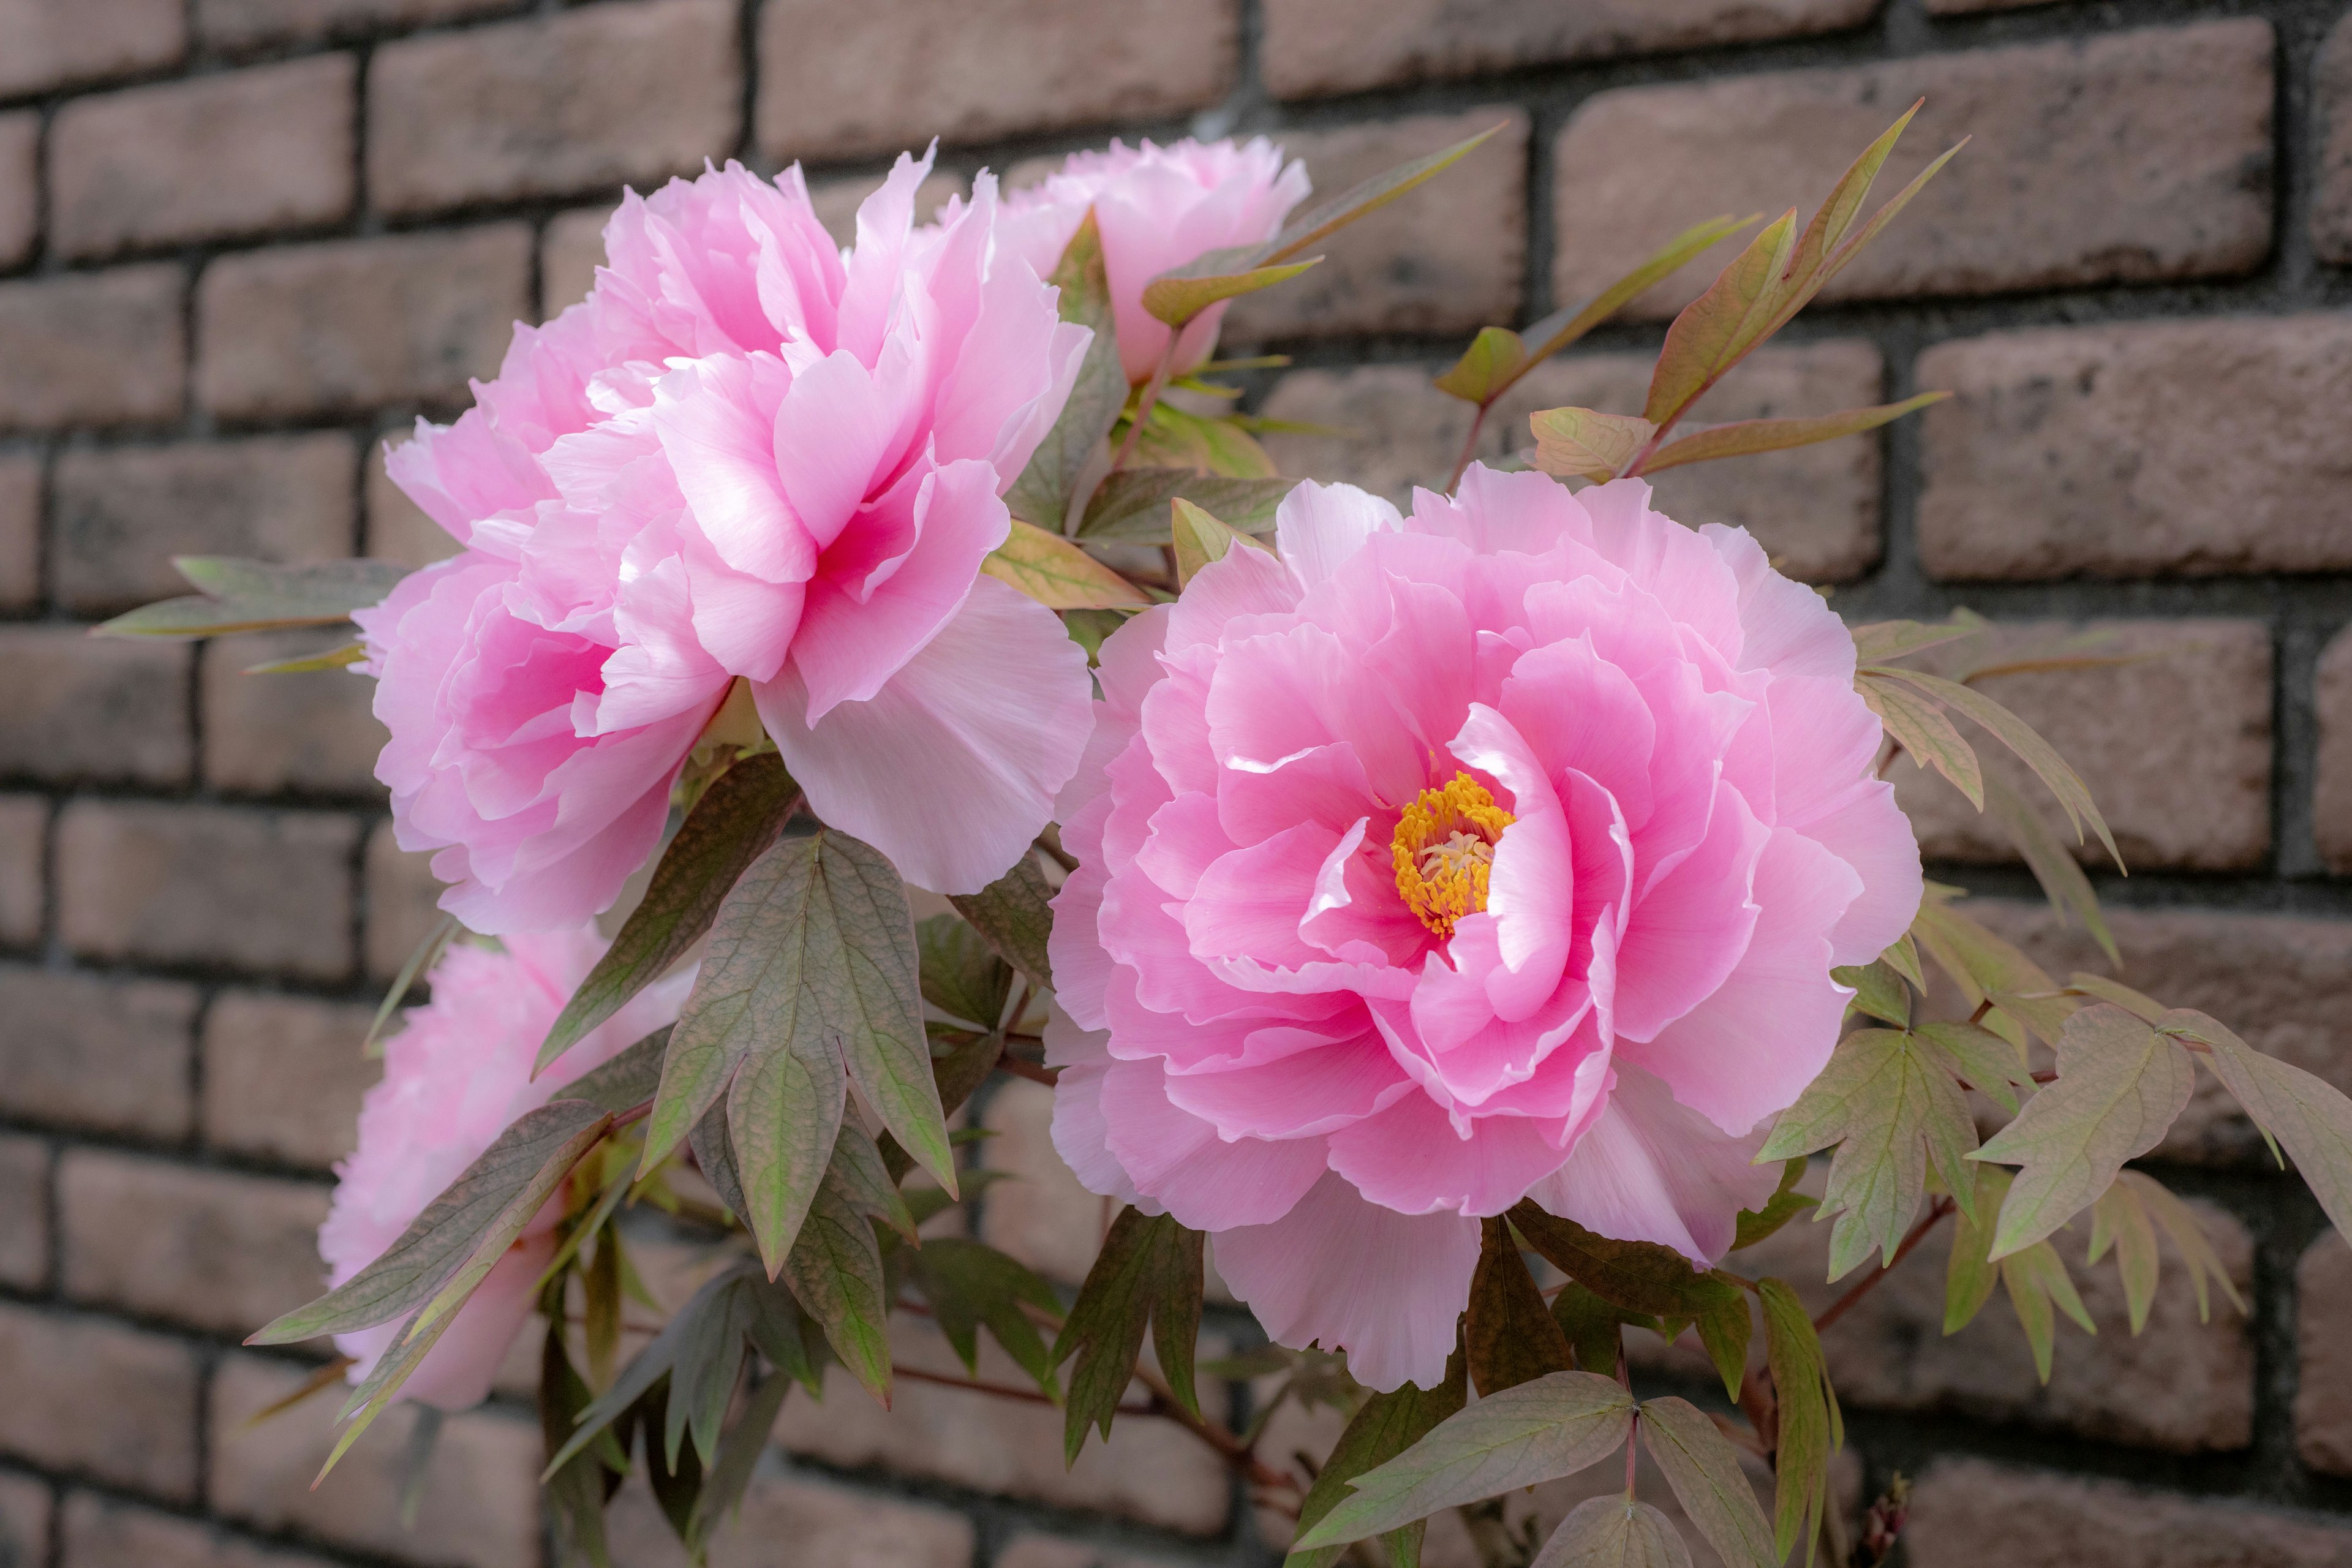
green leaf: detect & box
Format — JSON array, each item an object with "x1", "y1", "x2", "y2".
[
  {"x1": 1972, "y1": 1004, "x2": 2195, "y2": 1259},
  {"x1": 1858, "y1": 673, "x2": 1981, "y2": 809},
  {"x1": 685, "y1": 1369, "x2": 791, "y2": 1557},
  {"x1": 1909, "y1": 897, "x2": 2055, "y2": 1013},
  {"x1": 1834, "y1": 959, "x2": 1909, "y2": 1028},
  {"x1": 742, "y1": 1270, "x2": 829, "y2": 1396},
  {"x1": 1642, "y1": 209, "x2": 1796, "y2": 430},
  {"x1": 1292, "y1": 1370, "x2": 1636, "y2": 1550},
  {"x1": 1172, "y1": 496, "x2": 1272, "y2": 587},
  {"x1": 666, "y1": 1270, "x2": 752, "y2": 1468},
  {"x1": 1782, "y1": 100, "x2": 1922, "y2": 291},
  {"x1": 540, "y1": 753, "x2": 801, "y2": 1074},
  {"x1": 1850, "y1": 617, "x2": 1981, "y2": 666},
  {"x1": 1549, "y1": 1282, "x2": 1657, "y2": 1380},
  {"x1": 982, "y1": 518, "x2": 1148, "y2": 609},
  {"x1": 363, "y1": 913, "x2": 457, "y2": 1058},
  {"x1": 1509, "y1": 1203, "x2": 1744, "y2": 1320},
  {"x1": 2067, "y1": 971, "x2": 2165, "y2": 1025},
  {"x1": 1532, "y1": 1497, "x2": 1693, "y2": 1568},
  {"x1": 545, "y1": 1268, "x2": 726, "y2": 1476},
  {"x1": 1265, "y1": 123, "x2": 1509, "y2": 267},
  {"x1": 1913, "y1": 1020, "x2": 2032, "y2": 1118},
  {"x1": 1999, "y1": 1238, "x2": 2095, "y2": 1384},
  {"x1": 1637, "y1": 393, "x2": 1946, "y2": 475},
  {"x1": 1755, "y1": 1029, "x2": 1975, "y2": 1278},
  {"x1": 1943, "y1": 1165, "x2": 2009, "y2": 1334},
  {"x1": 96, "y1": 556, "x2": 412, "y2": 638},
  {"x1": 780, "y1": 1169, "x2": 892, "y2": 1404},
  {"x1": 1880, "y1": 931, "x2": 1926, "y2": 993},
  {"x1": 1285, "y1": 1351, "x2": 1468, "y2": 1568},
  {"x1": 2087, "y1": 1177, "x2": 2160, "y2": 1334},
  {"x1": 1639, "y1": 1397, "x2": 1775, "y2": 1568},
  {"x1": 1140, "y1": 257, "x2": 1322, "y2": 328},
  {"x1": 2167, "y1": 1008, "x2": 2352, "y2": 1244},
  {"x1": 1692, "y1": 1295, "x2": 1752, "y2": 1405},
  {"x1": 1433, "y1": 326, "x2": 1528, "y2": 405},
  {"x1": 244, "y1": 640, "x2": 367, "y2": 674},
  {"x1": 1982, "y1": 770, "x2": 2117, "y2": 965},
  {"x1": 1078, "y1": 469, "x2": 1298, "y2": 542},
  {"x1": 2117, "y1": 1169, "x2": 2245, "y2": 1321},
  {"x1": 1528, "y1": 406, "x2": 1658, "y2": 481},
  {"x1": 907, "y1": 1238, "x2": 1063, "y2": 1395},
  {"x1": 948, "y1": 850, "x2": 1057, "y2": 990},
  {"x1": 822, "y1": 1120, "x2": 919, "y2": 1243},
  {"x1": 916, "y1": 913, "x2": 1012, "y2": 1030},
  {"x1": 1733, "y1": 1159, "x2": 1816, "y2": 1251},
  {"x1": 540, "y1": 1324, "x2": 614, "y2": 1568},
  {"x1": 1130, "y1": 400, "x2": 1280, "y2": 477},
  {"x1": 1758, "y1": 1280, "x2": 1837, "y2": 1564},
  {"x1": 639, "y1": 1380, "x2": 703, "y2": 1544},
  {"x1": 255, "y1": 1099, "x2": 613, "y2": 1344},
  {"x1": 1008, "y1": 209, "x2": 1126, "y2": 529},
  {"x1": 1468, "y1": 1217, "x2": 1575, "y2": 1396},
  {"x1": 1051, "y1": 1207, "x2": 1205, "y2": 1459}
]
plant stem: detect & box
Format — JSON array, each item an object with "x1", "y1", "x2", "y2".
[
  {"x1": 1812, "y1": 1197, "x2": 1955, "y2": 1334},
  {"x1": 1133, "y1": 1362, "x2": 1300, "y2": 1494},
  {"x1": 1447, "y1": 401, "x2": 1492, "y2": 493},
  {"x1": 996, "y1": 1054, "x2": 1061, "y2": 1089}
]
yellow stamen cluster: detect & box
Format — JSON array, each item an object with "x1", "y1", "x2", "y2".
[{"x1": 1391, "y1": 773, "x2": 1515, "y2": 938}]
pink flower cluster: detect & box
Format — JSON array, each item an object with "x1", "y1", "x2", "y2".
[
  {"x1": 1047, "y1": 469, "x2": 1922, "y2": 1390},
  {"x1": 320, "y1": 927, "x2": 692, "y2": 1411}
]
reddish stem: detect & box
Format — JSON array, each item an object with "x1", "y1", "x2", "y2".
[
  {"x1": 1447, "y1": 402, "x2": 1491, "y2": 493},
  {"x1": 1812, "y1": 1197, "x2": 1956, "y2": 1335},
  {"x1": 997, "y1": 1054, "x2": 1061, "y2": 1089}
]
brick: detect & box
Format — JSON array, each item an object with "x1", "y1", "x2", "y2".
[
  {"x1": 369, "y1": 0, "x2": 738, "y2": 216},
  {"x1": 202, "y1": 993, "x2": 376, "y2": 1170},
  {"x1": 995, "y1": 1539, "x2": 1185, "y2": 1568},
  {"x1": 0, "y1": 627, "x2": 192, "y2": 787},
  {"x1": 1927, "y1": 0, "x2": 2056, "y2": 10},
  {"x1": 58, "y1": 801, "x2": 356, "y2": 979},
  {"x1": 363, "y1": 435, "x2": 460, "y2": 567},
  {"x1": 757, "y1": 0, "x2": 1235, "y2": 162},
  {"x1": 1224, "y1": 110, "x2": 1527, "y2": 343},
  {"x1": 1890, "y1": 620, "x2": 2271, "y2": 872},
  {"x1": 1917, "y1": 317, "x2": 2352, "y2": 580},
  {"x1": 364, "y1": 817, "x2": 450, "y2": 982},
  {"x1": 203, "y1": 632, "x2": 385, "y2": 797},
  {"x1": 50, "y1": 58, "x2": 355, "y2": 261},
  {"x1": 979, "y1": 1076, "x2": 1112, "y2": 1286},
  {"x1": 196, "y1": 0, "x2": 519, "y2": 50},
  {"x1": 2296, "y1": 1232, "x2": 2352, "y2": 1475},
  {"x1": 1261, "y1": 339, "x2": 1884, "y2": 582},
  {"x1": 0, "y1": 451, "x2": 34, "y2": 608},
  {"x1": 0, "y1": 965, "x2": 195, "y2": 1137},
  {"x1": 2316, "y1": 627, "x2": 2352, "y2": 873},
  {"x1": 774, "y1": 1316, "x2": 1230, "y2": 1534},
  {"x1": 0, "y1": 0, "x2": 185, "y2": 96},
  {"x1": 0, "y1": 1134, "x2": 47, "y2": 1291},
  {"x1": 2316, "y1": 15, "x2": 2352, "y2": 265},
  {"x1": 1262, "y1": 0, "x2": 1878, "y2": 99},
  {"x1": 1904, "y1": 1458, "x2": 2352, "y2": 1568},
  {"x1": 0, "y1": 266, "x2": 184, "y2": 432},
  {"x1": 0, "y1": 1474, "x2": 48, "y2": 1568},
  {"x1": 60, "y1": 1152, "x2": 326, "y2": 1335},
  {"x1": 1553, "y1": 21, "x2": 2273, "y2": 317},
  {"x1": 0, "y1": 113, "x2": 34, "y2": 271},
  {"x1": 0, "y1": 1303, "x2": 199, "y2": 1498},
  {"x1": 53, "y1": 432, "x2": 357, "y2": 616},
  {"x1": 540, "y1": 205, "x2": 609, "y2": 319},
  {"x1": 62, "y1": 1493, "x2": 343, "y2": 1568},
  {"x1": 209, "y1": 1353, "x2": 541, "y2": 1568},
  {"x1": 606, "y1": 1472, "x2": 976, "y2": 1568},
  {"x1": 197, "y1": 227, "x2": 530, "y2": 421},
  {"x1": 0, "y1": 794, "x2": 39, "y2": 945}
]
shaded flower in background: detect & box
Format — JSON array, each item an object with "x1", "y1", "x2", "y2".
[
  {"x1": 1047, "y1": 469, "x2": 1923, "y2": 1389},
  {"x1": 318, "y1": 927, "x2": 693, "y2": 1412}
]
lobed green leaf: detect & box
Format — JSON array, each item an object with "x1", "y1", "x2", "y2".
[
  {"x1": 1758, "y1": 1280, "x2": 1838, "y2": 1564},
  {"x1": 1052, "y1": 1206, "x2": 1205, "y2": 1459},
  {"x1": 907, "y1": 1238, "x2": 1063, "y2": 1396},
  {"x1": 1140, "y1": 257, "x2": 1322, "y2": 327},
  {"x1": 1528, "y1": 406, "x2": 1657, "y2": 481},
  {"x1": 1859, "y1": 673, "x2": 1981, "y2": 809},
  {"x1": 2169, "y1": 1009, "x2": 2352, "y2": 1245},
  {"x1": 1509, "y1": 1203, "x2": 1743, "y2": 1320}
]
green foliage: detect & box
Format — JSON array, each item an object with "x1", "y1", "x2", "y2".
[
  {"x1": 1140, "y1": 258, "x2": 1323, "y2": 327},
  {"x1": 2166, "y1": 1008, "x2": 2352, "y2": 1243},
  {"x1": 2000, "y1": 1237, "x2": 2097, "y2": 1383},
  {"x1": 1849, "y1": 617, "x2": 1980, "y2": 665},
  {"x1": 96, "y1": 555, "x2": 411, "y2": 638},
  {"x1": 1981, "y1": 771, "x2": 2117, "y2": 963},
  {"x1": 1637, "y1": 393, "x2": 1947, "y2": 474},
  {"x1": 1834, "y1": 959, "x2": 1909, "y2": 1029},
  {"x1": 915, "y1": 913, "x2": 1014, "y2": 1031},
  {"x1": 1006, "y1": 209, "x2": 1125, "y2": 530},
  {"x1": 1548, "y1": 1282, "x2": 1656, "y2": 1381},
  {"x1": 1732, "y1": 1159, "x2": 1817, "y2": 1251},
  {"x1": 1858, "y1": 674, "x2": 1981, "y2": 809},
  {"x1": 364, "y1": 913, "x2": 456, "y2": 1057},
  {"x1": 1528, "y1": 407, "x2": 1656, "y2": 480},
  {"x1": 1051, "y1": 1207, "x2": 1205, "y2": 1460},
  {"x1": 1172, "y1": 497, "x2": 1269, "y2": 586},
  {"x1": 243, "y1": 640, "x2": 368, "y2": 673},
  {"x1": 1758, "y1": 1280, "x2": 1839, "y2": 1564},
  {"x1": 1941, "y1": 1165, "x2": 2093, "y2": 1381},
  {"x1": 2093, "y1": 1170, "x2": 2245, "y2": 1329},
  {"x1": 982, "y1": 518, "x2": 1149, "y2": 609},
  {"x1": 777, "y1": 1162, "x2": 893, "y2": 1404},
  {"x1": 1532, "y1": 1496, "x2": 1692, "y2": 1568},
  {"x1": 1079, "y1": 469, "x2": 1298, "y2": 541},
  {"x1": 1129, "y1": 399, "x2": 1281, "y2": 477},
  {"x1": 948, "y1": 851, "x2": 1058, "y2": 990},
  {"x1": 1913, "y1": 1020, "x2": 2032, "y2": 1117},
  {"x1": 540, "y1": 1322, "x2": 614, "y2": 1568},
  {"x1": 1285, "y1": 1352, "x2": 1467, "y2": 1568},
  {"x1": 1638, "y1": 1397, "x2": 1776, "y2": 1568},
  {"x1": 1468, "y1": 1218, "x2": 1574, "y2": 1396},
  {"x1": 905, "y1": 1238, "x2": 1063, "y2": 1395}
]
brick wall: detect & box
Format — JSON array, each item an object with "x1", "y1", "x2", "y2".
[{"x1": 1, "y1": 0, "x2": 2349, "y2": 1564}]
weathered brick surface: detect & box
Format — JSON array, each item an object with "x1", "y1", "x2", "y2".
[
  {"x1": 1224, "y1": 109, "x2": 1527, "y2": 342},
  {"x1": 0, "y1": 451, "x2": 34, "y2": 609},
  {"x1": 0, "y1": 627, "x2": 192, "y2": 787},
  {"x1": 52, "y1": 433, "x2": 356, "y2": 615},
  {"x1": 2315, "y1": 15, "x2": 2352, "y2": 266},
  {"x1": 1553, "y1": 21, "x2": 2273, "y2": 317},
  {"x1": 1261, "y1": 338, "x2": 1885, "y2": 582},
  {"x1": 363, "y1": 435, "x2": 460, "y2": 568},
  {"x1": 0, "y1": 113, "x2": 35, "y2": 271},
  {"x1": 0, "y1": 793, "x2": 40, "y2": 946},
  {"x1": 203, "y1": 632, "x2": 385, "y2": 797},
  {"x1": 60, "y1": 1153, "x2": 325, "y2": 1336},
  {"x1": 369, "y1": 0, "x2": 738, "y2": 215},
  {"x1": 197, "y1": 227, "x2": 530, "y2": 421},
  {"x1": 0, "y1": 267, "x2": 184, "y2": 432},
  {"x1": 1917, "y1": 317, "x2": 2352, "y2": 580},
  {"x1": 774, "y1": 1317, "x2": 1231, "y2": 1534},
  {"x1": 62, "y1": 1493, "x2": 344, "y2": 1568},
  {"x1": 2315, "y1": 625, "x2": 2352, "y2": 873},
  {"x1": 0, "y1": 0, "x2": 186, "y2": 96},
  {"x1": 1905, "y1": 1458, "x2": 2352, "y2": 1568},
  {"x1": 1261, "y1": 0, "x2": 1879, "y2": 99},
  {"x1": 539, "y1": 205, "x2": 611, "y2": 319},
  {"x1": 1890, "y1": 620, "x2": 2272, "y2": 873},
  {"x1": 757, "y1": 0, "x2": 1235, "y2": 162},
  {"x1": 0, "y1": 965, "x2": 194, "y2": 1138},
  {"x1": 0, "y1": 1134, "x2": 48, "y2": 1291},
  {"x1": 0, "y1": 1303, "x2": 200, "y2": 1498},
  {"x1": 196, "y1": 0, "x2": 520, "y2": 49},
  {"x1": 0, "y1": 1474, "x2": 48, "y2": 1568},
  {"x1": 50, "y1": 58, "x2": 354, "y2": 260},
  {"x1": 2295, "y1": 1232, "x2": 2352, "y2": 1476},
  {"x1": 978, "y1": 1077, "x2": 1112, "y2": 1286},
  {"x1": 607, "y1": 1472, "x2": 978, "y2": 1568},
  {"x1": 201, "y1": 993, "x2": 375, "y2": 1170},
  {"x1": 209, "y1": 1354, "x2": 542, "y2": 1568},
  {"x1": 995, "y1": 1537, "x2": 1182, "y2": 1568},
  {"x1": 363, "y1": 817, "x2": 448, "y2": 982},
  {"x1": 56, "y1": 801, "x2": 356, "y2": 979}
]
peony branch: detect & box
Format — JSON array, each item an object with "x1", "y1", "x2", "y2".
[{"x1": 1813, "y1": 1196, "x2": 1955, "y2": 1335}]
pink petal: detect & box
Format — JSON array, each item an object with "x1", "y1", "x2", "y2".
[
  {"x1": 1449, "y1": 704, "x2": 1574, "y2": 1020},
  {"x1": 1703, "y1": 522, "x2": 1856, "y2": 682},
  {"x1": 1099, "y1": 1057, "x2": 1330, "y2": 1228},
  {"x1": 1161, "y1": 1032, "x2": 1413, "y2": 1140},
  {"x1": 1611, "y1": 780, "x2": 1768, "y2": 1043},
  {"x1": 1185, "y1": 822, "x2": 1341, "y2": 971},
  {"x1": 1796, "y1": 779, "x2": 1923, "y2": 966},
  {"x1": 1273, "y1": 480, "x2": 1401, "y2": 590},
  {"x1": 771, "y1": 349, "x2": 899, "y2": 555},
  {"x1": 652, "y1": 354, "x2": 816, "y2": 586},
  {"x1": 1324, "y1": 1091, "x2": 1578, "y2": 1218}
]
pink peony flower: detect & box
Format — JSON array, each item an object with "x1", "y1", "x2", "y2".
[
  {"x1": 320, "y1": 926, "x2": 693, "y2": 1412},
  {"x1": 1046, "y1": 468, "x2": 1922, "y2": 1391},
  {"x1": 995, "y1": 137, "x2": 1310, "y2": 384},
  {"x1": 363, "y1": 149, "x2": 1098, "y2": 924}
]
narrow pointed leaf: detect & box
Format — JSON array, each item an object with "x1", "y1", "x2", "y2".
[
  {"x1": 97, "y1": 556, "x2": 410, "y2": 638},
  {"x1": 559, "y1": 1027, "x2": 673, "y2": 1118},
  {"x1": 2119, "y1": 1169, "x2": 2245, "y2": 1319},
  {"x1": 1170, "y1": 496, "x2": 1272, "y2": 587},
  {"x1": 1131, "y1": 400, "x2": 1280, "y2": 477},
  {"x1": 1640, "y1": 1397, "x2": 1774, "y2": 1568},
  {"x1": 1758, "y1": 1280, "x2": 1836, "y2": 1564},
  {"x1": 1433, "y1": 326, "x2": 1528, "y2": 404},
  {"x1": 2087, "y1": 1179, "x2": 2160, "y2": 1333},
  {"x1": 1784, "y1": 100, "x2": 1921, "y2": 291},
  {"x1": 245, "y1": 640, "x2": 367, "y2": 674},
  {"x1": 822, "y1": 1121, "x2": 919, "y2": 1243},
  {"x1": 1051, "y1": 1207, "x2": 1204, "y2": 1458},
  {"x1": 1643, "y1": 209, "x2": 1796, "y2": 429},
  {"x1": 1913, "y1": 1020, "x2": 2032, "y2": 1118},
  {"x1": 1834, "y1": 959, "x2": 1909, "y2": 1028},
  {"x1": 1983, "y1": 771, "x2": 2117, "y2": 963},
  {"x1": 1265, "y1": 123, "x2": 1507, "y2": 265},
  {"x1": 1079, "y1": 469, "x2": 1298, "y2": 541},
  {"x1": 540, "y1": 1325, "x2": 613, "y2": 1568},
  {"x1": 2168, "y1": 1009, "x2": 2352, "y2": 1244},
  {"x1": 1550, "y1": 1283, "x2": 1657, "y2": 1379},
  {"x1": 1733, "y1": 1159, "x2": 1816, "y2": 1251},
  {"x1": 1944, "y1": 1166, "x2": 2008, "y2": 1334},
  {"x1": 666, "y1": 1276, "x2": 750, "y2": 1468},
  {"x1": 1141, "y1": 258, "x2": 1322, "y2": 327},
  {"x1": 948, "y1": 850, "x2": 1057, "y2": 990},
  {"x1": 1868, "y1": 664, "x2": 2118, "y2": 866},
  {"x1": 908, "y1": 1238, "x2": 1064, "y2": 1394},
  {"x1": 541, "y1": 753, "x2": 800, "y2": 1074},
  {"x1": 364, "y1": 913, "x2": 456, "y2": 1057},
  {"x1": 2067, "y1": 972, "x2": 2165, "y2": 1025},
  {"x1": 1814, "y1": 138, "x2": 1967, "y2": 292},
  {"x1": 1850, "y1": 619, "x2": 1981, "y2": 666},
  {"x1": 916, "y1": 914, "x2": 1012, "y2": 1030},
  {"x1": 1859, "y1": 674, "x2": 1981, "y2": 809},
  {"x1": 982, "y1": 518, "x2": 1149, "y2": 609},
  {"x1": 1285, "y1": 1351, "x2": 1467, "y2": 1568},
  {"x1": 1637, "y1": 393, "x2": 1945, "y2": 475},
  {"x1": 1529, "y1": 407, "x2": 1657, "y2": 481},
  {"x1": 1533, "y1": 1497, "x2": 1692, "y2": 1568},
  {"x1": 780, "y1": 1173, "x2": 891, "y2": 1404},
  {"x1": 1468, "y1": 1216, "x2": 1574, "y2": 1396},
  {"x1": 543, "y1": 1272, "x2": 719, "y2": 1476},
  {"x1": 2000, "y1": 1240, "x2": 2094, "y2": 1384},
  {"x1": 1008, "y1": 209, "x2": 1125, "y2": 531}
]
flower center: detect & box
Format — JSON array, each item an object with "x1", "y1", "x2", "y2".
[{"x1": 1391, "y1": 773, "x2": 1515, "y2": 938}]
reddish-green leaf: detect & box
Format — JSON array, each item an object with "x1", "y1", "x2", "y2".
[
  {"x1": 948, "y1": 850, "x2": 1057, "y2": 990},
  {"x1": 1758, "y1": 1280, "x2": 1838, "y2": 1564},
  {"x1": 1264, "y1": 124, "x2": 1507, "y2": 266},
  {"x1": 1140, "y1": 257, "x2": 1322, "y2": 328},
  {"x1": 1468, "y1": 1217, "x2": 1575, "y2": 1396},
  {"x1": 1171, "y1": 496, "x2": 1272, "y2": 586},
  {"x1": 1859, "y1": 673, "x2": 1981, "y2": 809},
  {"x1": 1529, "y1": 406, "x2": 1658, "y2": 481},
  {"x1": 1643, "y1": 210, "x2": 1796, "y2": 429},
  {"x1": 2168, "y1": 1009, "x2": 2352, "y2": 1245},
  {"x1": 1635, "y1": 393, "x2": 1945, "y2": 475},
  {"x1": 1534, "y1": 1497, "x2": 1693, "y2": 1568},
  {"x1": 982, "y1": 518, "x2": 1148, "y2": 609},
  {"x1": 1639, "y1": 1397, "x2": 1774, "y2": 1568},
  {"x1": 1285, "y1": 1352, "x2": 1468, "y2": 1568},
  {"x1": 97, "y1": 556, "x2": 410, "y2": 638},
  {"x1": 1850, "y1": 617, "x2": 1981, "y2": 666},
  {"x1": 1052, "y1": 1207, "x2": 1205, "y2": 1459},
  {"x1": 1079, "y1": 469, "x2": 1297, "y2": 541}
]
